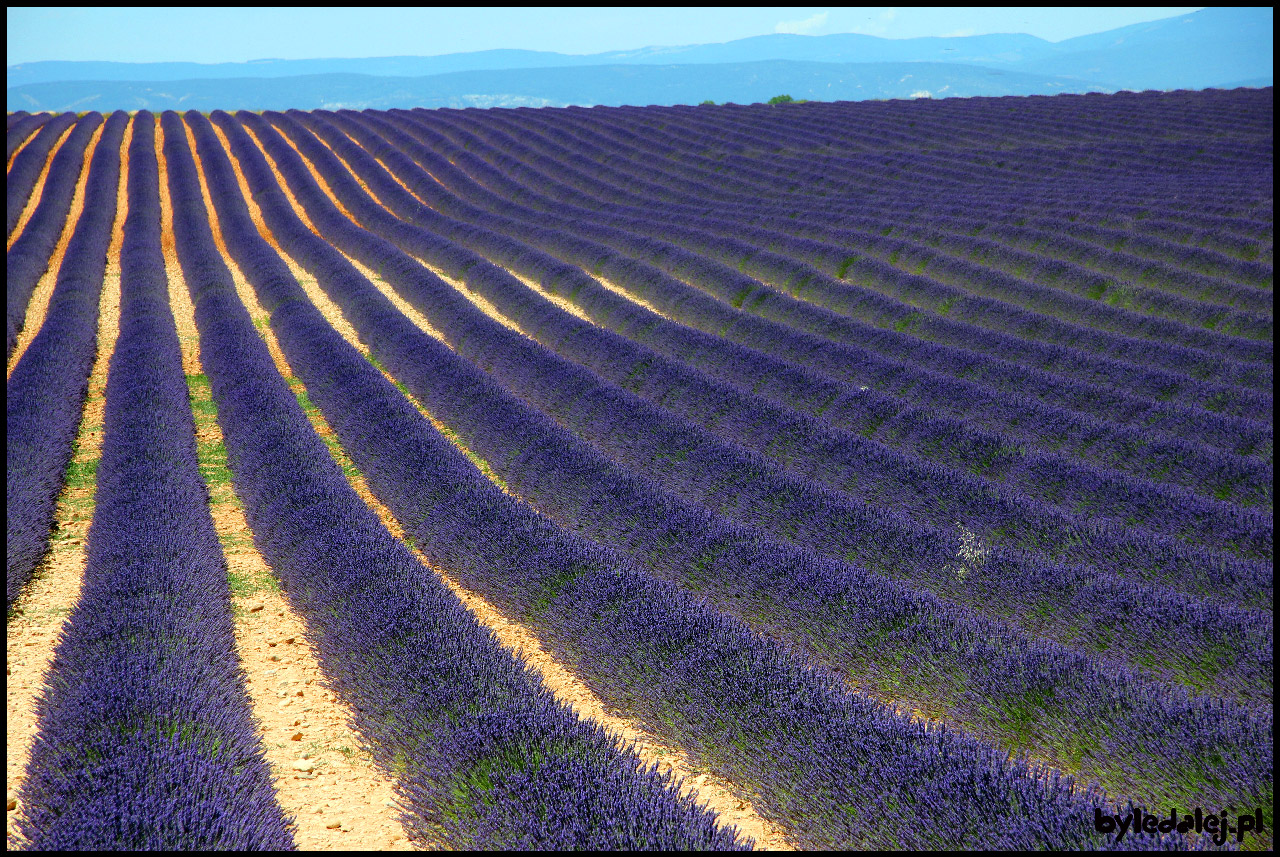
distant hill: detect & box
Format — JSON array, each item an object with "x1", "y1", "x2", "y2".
[
  {"x1": 4, "y1": 61, "x2": 1115, "y2": 113},
  {"x1": 6, "y1": 7, "x2": 1271, "y2": 112},
  {"x1": 1012, "y1": 7, "x2": 1274, "y2": 91},
  {"x1": 6, "y1": 32, "x2": 1067, "y2": 88}
]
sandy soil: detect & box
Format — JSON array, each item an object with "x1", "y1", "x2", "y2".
[
  {"x1": 261, "y1": 114, "x2": 1053, "y2": 824},
  {"x1": 6, "y1": 119, "x2": 130, "y2": 849},
  {"x1": 236, "y1": 120, "x2": 789, "y2": 849},
  {"x1": 7, "y1": 123, "x2": 106, "y2": 379},
  {"x1": 168, "y1": 116, "x2": 414, "y2": 851},
  {"x1": 245, "y1": 264, "x2": 781, "y2": 847},
  {"x1": 6, "y1": 117, "x2": 54, "y2": 173},
  {"x1": 7, "y1": 123, "x2": 77, "y2": 250}
]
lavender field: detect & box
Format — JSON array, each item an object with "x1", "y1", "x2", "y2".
[{"x1": 6, "y1": 87, "x2": 1273, "y2": 849}]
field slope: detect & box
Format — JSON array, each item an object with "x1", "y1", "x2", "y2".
[{"x1": 6, "y1": 88, "x2": 1272, "y2": 850}]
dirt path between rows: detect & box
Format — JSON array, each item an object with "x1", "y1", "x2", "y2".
[
  {"x1": 171, "y1": 115, "x2": 413, "y2": 851},
  {"x1": 7, "y1": 123, "x2": 77, "y2": 251},
  {"x1": 6, "y1": 117, "x2": 131, "y2": 849},
  {"x1": 7, "y1": 122, "x2": 106, "y2": 379},
  {"x1": 238, "y1": 118, "x2": 789, "y2": 849}
]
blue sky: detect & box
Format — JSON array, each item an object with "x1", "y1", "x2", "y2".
[{"x1": 8, "y1": 7, "x2": 1204, "y2": 65}]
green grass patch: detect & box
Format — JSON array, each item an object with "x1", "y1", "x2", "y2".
[
  {"x1": 893, "y1": 312, "x2": 922, "y2": 333},
  {"x1": 996, "y1": 688, "x2": 1053, "y2": 752},
  {"x1": 836, "y1": 255, "x2": 860, "y2": 279},
  {"x1": 530, "y1": 565, "x2": 591, "y2": 616},
  {"x1": 64, "y1": 455, "x2": 99, "y2": 487}
]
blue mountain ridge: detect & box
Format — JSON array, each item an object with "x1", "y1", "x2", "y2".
[{"x1": 6, "y1": 7, "x2": 1271, "y2": 111}]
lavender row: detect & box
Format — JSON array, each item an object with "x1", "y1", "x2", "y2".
[
  {"x1": 486, "y1": 98, "x2": 1269, "y2": 281},
  {"x1": 494, "y1": 102, "x2": 1274, "y2": 330},
  {"x1": 6, "y1": 112, "x2": 101, "y2": 360},
  {"x1": 233, "y1": 108, "x2": 1274, "y2": 818},
  {"x1": 430, "y1": 104, "x2": 1272, "y2": 379},
  {"x1": 367, "y1": 117, "x2": 1270, "y2": 501},
  {"x1": 690, "y1": 202, "x2": 1273, "y2": 334},
  {"x1": 324, "y1": 108, "x2": 1274, "y2": 535},
  {"x1": 169, "y1": 110, "x2": 742, "y2": 851},
  {"x1": 506, "y1": 101, "x2": 1269, "y2": 280},
  {"x1": 292, "y1": 111, "x2": 1273, "y2": 595},
  {"x1": 1049, "y1": 213, "x2": 1272, "y2": 264},
  {"x1": 6, "y1": 111, "x2": 125, "y2": 610},
  {"x1": 462, "y1": 99, "x2": 1272, "y2": 254},
  {"x1": 643, "y1": 210, "x2": 1270, "y2": 399},
  {"x1": 519, "y1": 188, "x2": 1273, "y2": 460},
  {"x1": 693, "y1": 205, "x2": 1272, "y2": 356},
  {"x1": 939, "y1": 216, "x2": 1271, "y2": 299},
  {"x1": 14, "y1": 113, "x2": 294, "y2": 851},
  {"x1": 531, "y1": 100, "x2": 1268, "y2": 227},
  {"x1": 802, "y1": 216, "x2": 1272, "y2": 341},
  {"x1": 754, "y1": 89, "x2": 1265, "y2": 150},
  {"x1": 248, "y1": 110, "x2": 1272, "y2": 704},
  {"x1": 6, "y1": 111, "x2": 77, "y2": 239},
  {"x1": 361, "y1": 106, "x2": 1273, "y2": 501},
  {"x1": 671, "y1": 198, "x2": 1273, "y2": 337},
  {"x1": 6, "y1": 111, "x2": 50, "y2": 159},
  {"x1": 609, "y1": 89, "x2": 1272, "y2": 161},
  {"x1": 565, "y1": 95, "x2": 1264, "y2": 199},
  {"x1": 774, "y1": 201, "x2": 1271, "y2": 267},
  {"x1": 396, "y1": 107, "x2": 1274, "y2": 428},
  {"x1": 568, "y1": 97, "x2": 1270, "y2": 220},
  {"x1": 669, "y1": 185, "x2": 1272, "y2": 259},
  {"x1": 204, "y1": 109, "x2": 1189, "y2": 850}
]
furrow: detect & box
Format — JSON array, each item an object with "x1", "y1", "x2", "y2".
[
  {"x1": 7, "y1": 122, "x2": 76, "y2": 249},
  {"x1": 5, "y1": 117, "x2": 130, "y2": 846},
  {"x1": 174, "y1": 115, "x2": 415, "y2": 850},
  {"x1": 226, "y1": 112, "x2": 786, "y2": 849},
  {"x1": 6, "y1": 121, "x2": 105, "y2": 379}
]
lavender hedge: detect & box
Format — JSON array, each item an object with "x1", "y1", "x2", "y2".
[
  {"x1": 6, "y1": 112, "x2": 78, "y2": 239},
  {"x1": 7, "y1": 112, "x2": 102, "y2": 361},
  {"x1": 198, "y1": 108, "x2": 1189, "y2": 850},
  {"x1": 166, "y1": 110, "x2": 745, "y2": 851},
  {"x1": 7, "y1": 111, "x2": 126, "y2": 611},
  {"x1": 214, "y1": 108, "x2": 1271, "y2": 821},
  {"x1": 14, "y1": 112, "x2": 295, "y2": 851}
]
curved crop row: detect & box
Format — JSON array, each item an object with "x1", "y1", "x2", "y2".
[
  {"x1": 6, "y1": 112, "x2": 78, "y2": 239},
  {"x1": 369, "y1": 107, "x2": 1273, "y2": 466},
  {"x1": 6, "y1": 112, "x2": 102, "y2": 360},
  {"x1": 220, "y1": 107, "x2": 1273, "y2": 819},
  {"x1": 327, "y1": 107, "x2": 1274, "y2": 529},
  {"x1": 167, "y1": 110, "x2": 744, "y2": 851},
  {"x1": 7, "y1": 112, "x2": 50, "y2": 160},
  {"x1": 274, "y1": 105, "x2": 1275, "y2": 675},
  {"x1": 7, "y1": 111, "x2": 126, "y2": 610},
  {"x1": 425, "y1": 104, "x2": 1274, "y2": 372},
  {"x1": 14, "y1": 113, "x2": 294, "y2": 851},
  {"x1": 201, "y1": 107, "x2": 1186, "y2": 850},
  {"x1": 494, "y1": 100, "x2": 1274, "y2": 300},
  {"x1": 7, "y1": 89, "x2": 1269, "y2": 851},
  {"x1": 554, "y1": 95, "x2": 1270, "y2": 224}
]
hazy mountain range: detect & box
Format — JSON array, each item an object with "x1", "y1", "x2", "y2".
[{"x1": 7, "y1": 7, "x2": 1272, "y2": 112}]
